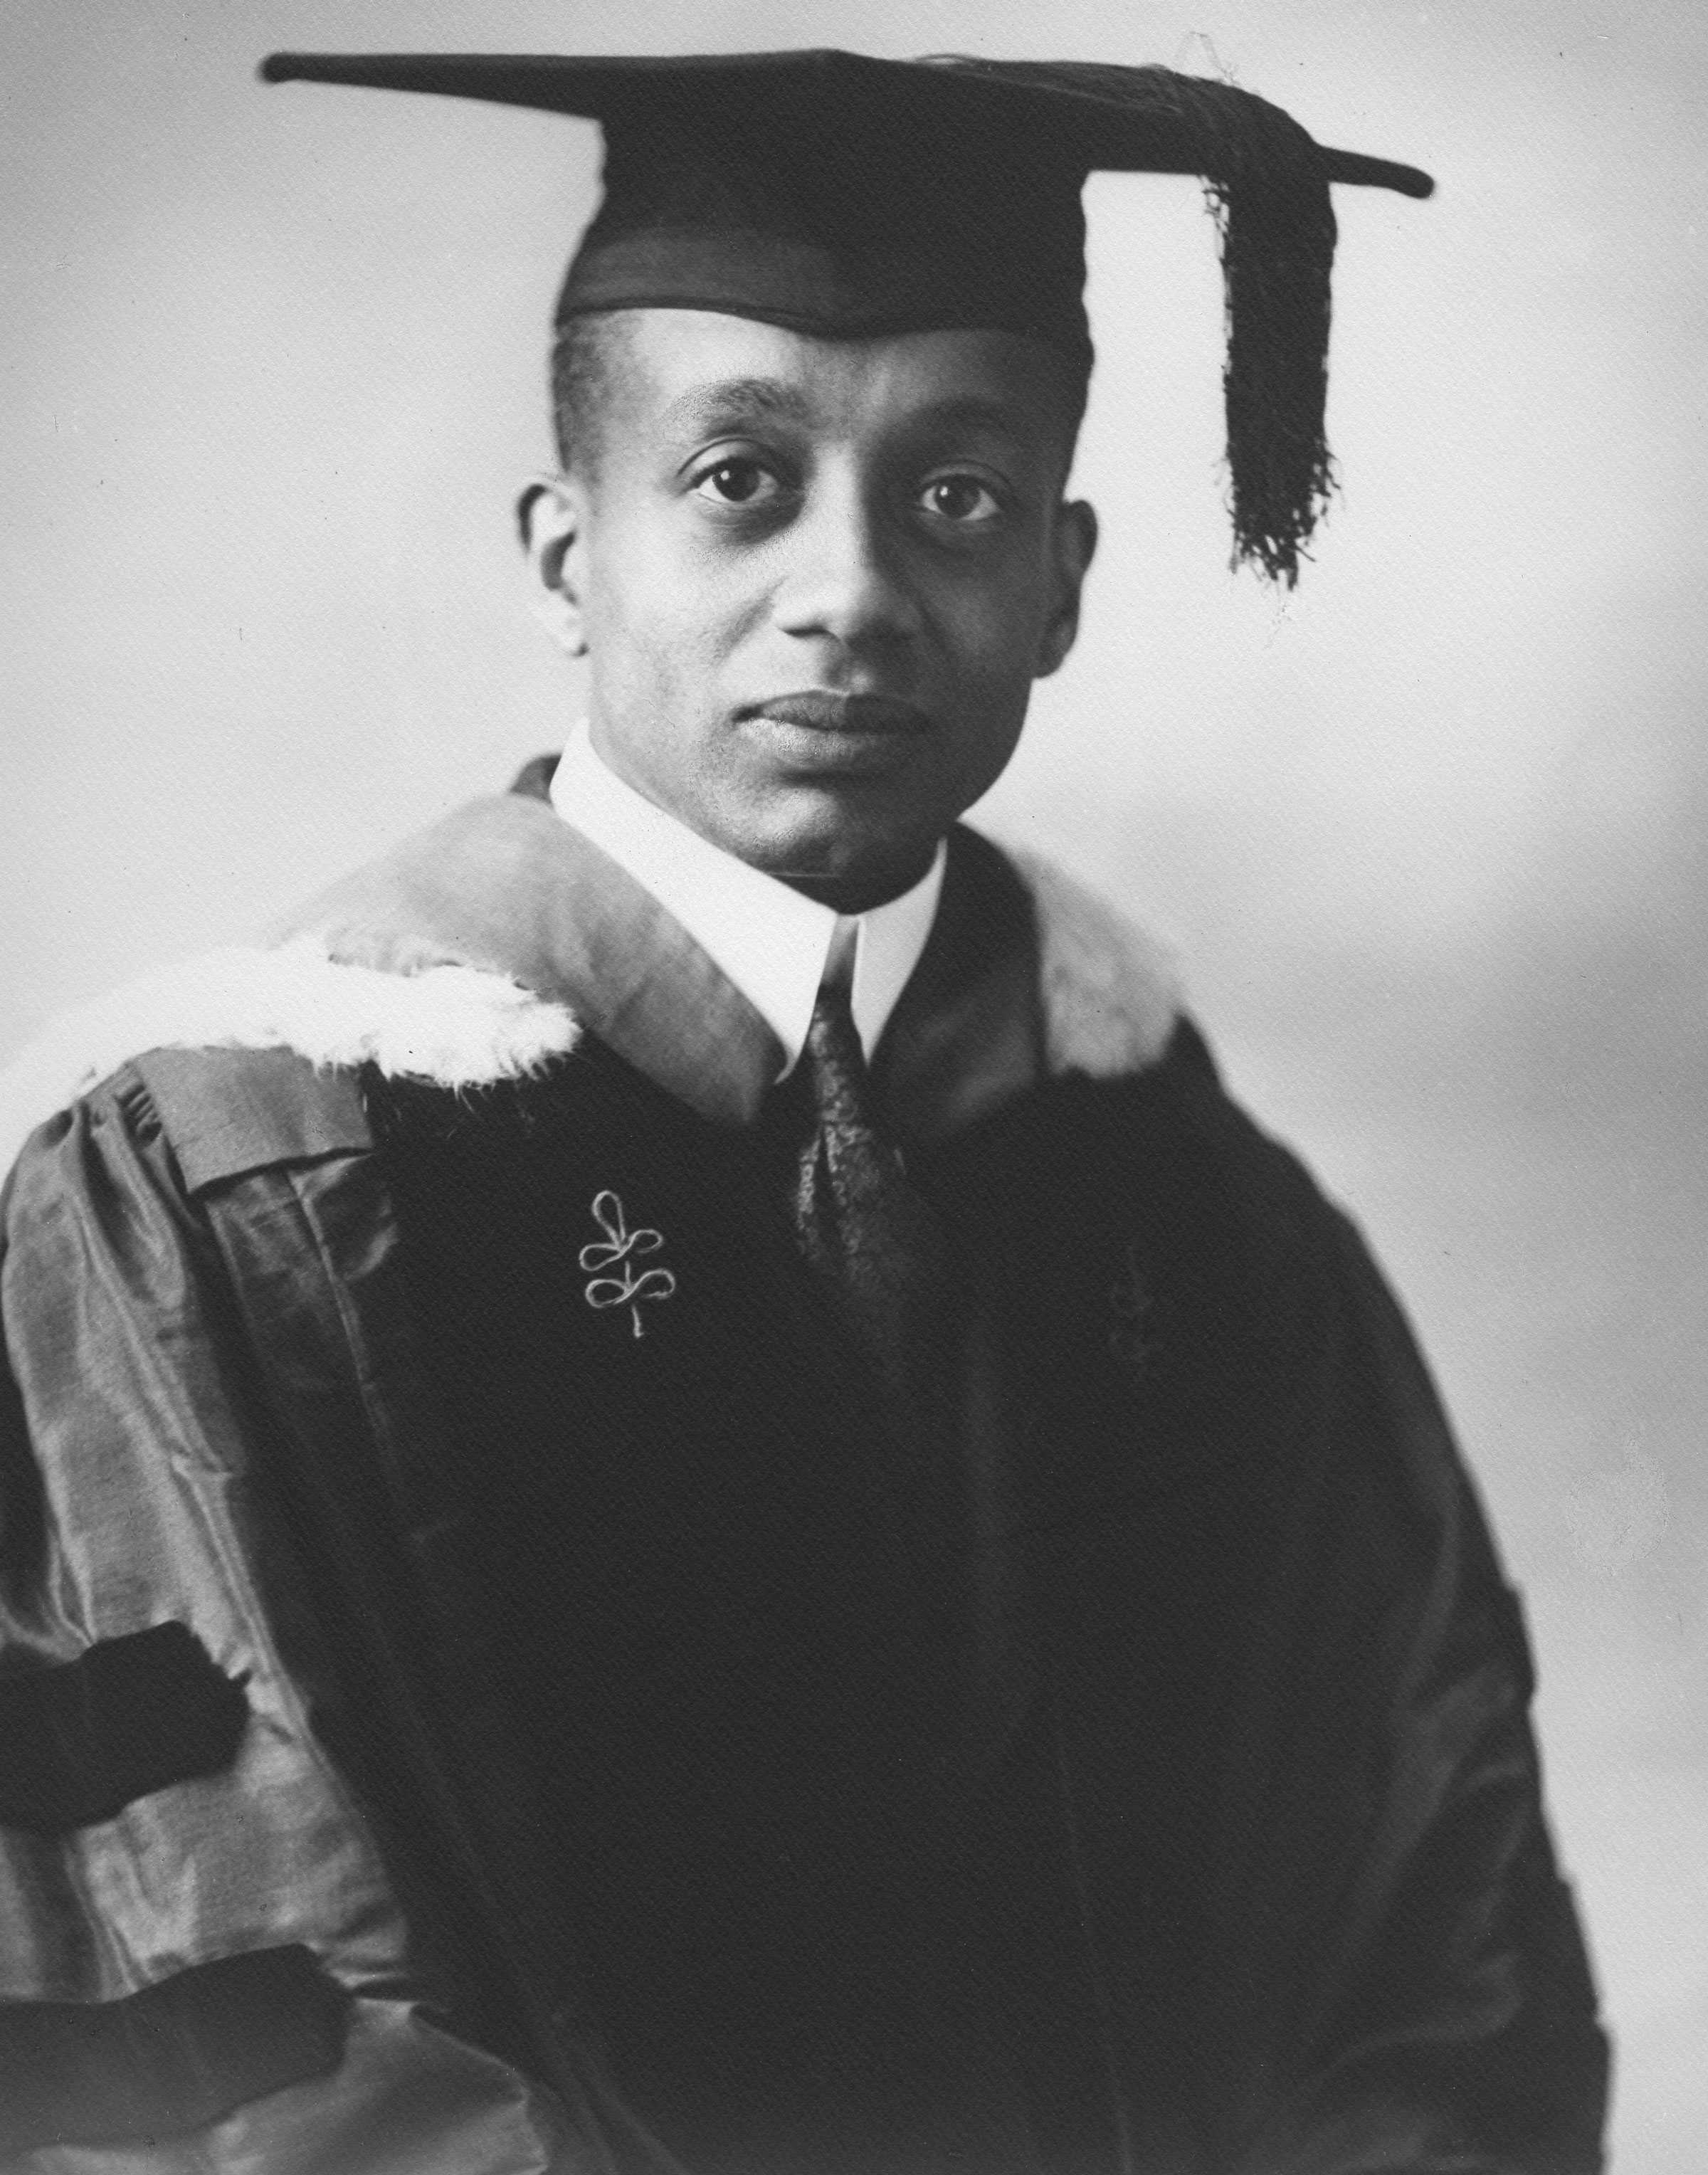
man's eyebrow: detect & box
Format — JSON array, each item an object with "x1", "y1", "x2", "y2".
[
  {"x1": 903, "y1": 396, "x2": 1035, "y2": 437},
  {"x1": 655, "y1": 383, "x2": 1041, "y2": 441},
  {"x1": 658, "y1": 377, "x2": 812, "y2": 436}
]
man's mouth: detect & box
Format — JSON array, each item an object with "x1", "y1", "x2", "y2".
[{"x1": 746, "y1": 692, "x2": 930, "y2": 737}]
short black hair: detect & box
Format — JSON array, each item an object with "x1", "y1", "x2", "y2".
[
  {"x1": 549, "y1": 310, "x2": 627, "y2": 481},
  {"x1": 549, "y1": 310, "x2": 1093, "y2": 487}
]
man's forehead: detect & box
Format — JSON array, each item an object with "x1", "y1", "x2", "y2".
[{"x1": 611, "y1": 311, "x2": 1080, "y2": 443}]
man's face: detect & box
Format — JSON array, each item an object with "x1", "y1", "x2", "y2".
[{"x1": 543, "y1": 310, "x2": 1095, "y2": 910}]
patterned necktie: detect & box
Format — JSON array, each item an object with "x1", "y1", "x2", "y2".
[{"x1": 790, "y1": 974, "x2": 948, "y2": 1411}]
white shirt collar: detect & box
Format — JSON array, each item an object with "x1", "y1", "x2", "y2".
[{"x1": 548, "y1": 725, "x2": 944, "y2": 1077}]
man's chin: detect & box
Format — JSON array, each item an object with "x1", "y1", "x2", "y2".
[{"x1": 730, "y1": 796, "x2": 944, "y2": 912}]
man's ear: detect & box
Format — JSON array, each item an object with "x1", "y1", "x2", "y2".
[
  {"x1": 517, "y1": 473, "x2": 590, "y2": 659},
  {"x1": 1034, "y1": 498, "x2": 1098, "y2": 680}
]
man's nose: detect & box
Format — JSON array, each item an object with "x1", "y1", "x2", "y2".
[{"x1": 771, "y1": 481, "x2": 923, "y2": 651}]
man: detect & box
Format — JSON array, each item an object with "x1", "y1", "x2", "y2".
[{"x1": 0, "y1": 48, "x2": 1605, "y2": 2175}]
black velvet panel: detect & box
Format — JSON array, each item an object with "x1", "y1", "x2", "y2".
[{"x1": 367, "y1": 1041, "x2": 1025, "y2": 2165}]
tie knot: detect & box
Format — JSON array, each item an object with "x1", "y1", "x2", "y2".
[
  {"x1": 808, "y1": 967, "x2": 858, "y2": 1043},
  {"x1": 804, "y1": 974, "x2": 873, "y2": 1132}
]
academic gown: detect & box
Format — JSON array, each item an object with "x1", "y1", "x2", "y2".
[{"x1": 0, "y1": 772, "x2": 1607, "y2": 2173}]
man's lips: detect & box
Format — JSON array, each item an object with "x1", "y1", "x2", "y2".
[{"x1": 745, "y1": 692, "x2": 930, "y2": 737}]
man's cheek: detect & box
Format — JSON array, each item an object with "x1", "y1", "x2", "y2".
[{"x1": 949, "y1": 576, "x2": 1040, "y2": 659}]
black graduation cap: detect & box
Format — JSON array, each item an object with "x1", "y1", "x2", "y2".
[{"x1": 260, "y1": 49, "x2": 1433, "y2": 584}]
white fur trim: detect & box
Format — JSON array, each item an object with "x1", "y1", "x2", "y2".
[
  {"x1": 0, "y1": 939, "x2": 579, "y2": 1174},
  {"x1": 1007, "y1": 847, "x2": 1181, "y2": 1080},
  {"x1": 0, "y1": 853, "x2": 1178, "y2": 1177}
]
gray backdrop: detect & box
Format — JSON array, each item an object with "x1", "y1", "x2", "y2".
[{"x1": 4, "y1": 2, "x2": 1704, "y2": 2164}]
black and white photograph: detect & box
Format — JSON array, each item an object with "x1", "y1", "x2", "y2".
[{"x1": 1, "y1": 4, "x2": 1701, "y2": 2169}]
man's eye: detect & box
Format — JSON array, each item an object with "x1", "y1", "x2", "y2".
[
  {"x1": 693, "y1": 459, "x2": 778, "y2": 506},
  {"x1": 919, "y1": 474, "x2": 1001, "y2": 524}
]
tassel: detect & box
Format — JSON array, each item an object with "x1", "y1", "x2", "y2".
[{"x1": 939, "y1": 60, "x2": 1342, "y2": 585}]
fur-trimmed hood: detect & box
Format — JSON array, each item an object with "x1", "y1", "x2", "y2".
[{"x1": 0, "y1": 804, "x2": 1177, "y2": 1176}]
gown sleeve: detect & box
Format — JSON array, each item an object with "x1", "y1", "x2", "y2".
[
  {"x1": 1228, "y1": 1211, "x2": 1610, "y2": 2174},
  {"x1": 0, "y1": 1067, "x2": 595, "y2": 2173}
]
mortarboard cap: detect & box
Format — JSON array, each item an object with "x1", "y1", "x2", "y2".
[{"x1": 260, "y1": 49, "x2": 1433, "y2": 584}]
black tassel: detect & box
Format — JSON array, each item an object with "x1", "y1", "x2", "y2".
[
  {"x1": 939, "y1": 60, "x2": 1341, "y2": 585},
  {"x1": 1070, "y1": 66, "x2": 1337, "y2": 585},
  {"x1": 1192, "y1": 89, "x2": 1337, "y2": 586}
]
